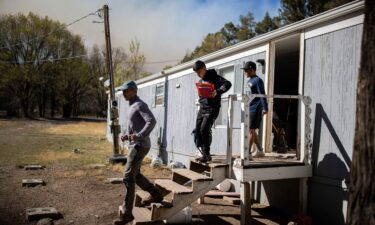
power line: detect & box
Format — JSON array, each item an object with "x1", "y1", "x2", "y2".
[
  {"x1": 0, "y1": 55, "x2": 181, "y2": 65},
  {"x1": 0, "y1": 9, "x2": 101, "y2": 50},
  {"x1": 0, "y1": 52, "x2": 100, "y2": 64},
  {"x1": 0, "y1": 7, "x2": 182, "y2": 65}
]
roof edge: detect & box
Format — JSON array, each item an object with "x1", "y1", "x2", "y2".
[{"x1": 134, "y1": 0, "x2": 364, "y2": 85}]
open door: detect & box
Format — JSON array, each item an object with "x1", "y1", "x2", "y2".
[{"x1": 265, "y1": 34, "x2": 301, "y2": 155}]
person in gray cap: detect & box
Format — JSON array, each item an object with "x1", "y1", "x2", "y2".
[
  {"x1": 241, "y1": 61, "x2": 268, "y2": 158},
  {"x1": 113, "y1": 80, "x2": 163, "y2": 225}
]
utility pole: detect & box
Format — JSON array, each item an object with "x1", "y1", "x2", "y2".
[{"x1": 103, "y1": 4, "x2": 126, "y2": 164}]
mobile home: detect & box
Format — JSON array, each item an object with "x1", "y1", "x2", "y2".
[{"x1": 107, "y1": 1, "x2": 364, "y2": 224}]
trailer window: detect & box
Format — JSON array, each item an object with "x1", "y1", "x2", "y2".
[
  {"x1": 155, "y1": 84, "x2": 164, "y2": 106},
  {"x1": 215, "y1": 65, "x2": 241, "y2": 127},
  {"x1": 218, "y1": 66, "x2": 235, "y2": 98},
  {"x1": 152, "y1": 83, "x2": 165, "y2": 107}
]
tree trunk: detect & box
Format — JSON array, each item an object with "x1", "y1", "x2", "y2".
[
  {"x1": 21, "y1": 100, "x2": 29, "y2": 118},
  {"x1": 62, "y1": 103, "x2": 72, "y2": 118},
  {"x1": 347, "y1": 0, "x2": 375, "y2": 224},
  {"x1": 38, "y1": 103, "x2": 43, "y2": 118},
  {"x1": 50, "y1": 92, "x2": 56, "y2": 118}
]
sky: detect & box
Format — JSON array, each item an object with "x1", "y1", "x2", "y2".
[{"x1": 0, "y1": 0, "x2": 280, "y2": 73}]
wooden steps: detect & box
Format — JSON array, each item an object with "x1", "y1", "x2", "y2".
[
  {"x1": 125, "y1": 157, "x2": 230, "y2": 222},
  {"x1": 119, "y1": 206, "x2": 164, "y2": 225},
  {"x1": 155, "y1": 179, "x2": 193, "y2": 194},
  {"x1": 172, "y1": 168, "x2": 213, "y2": 181},
  {"x1": 135, "y1": 190, "x2": 151, "y2": 207},
  {"x1": 132, "y1": 207, "x2": 153, "y2": 225},
  {"x1": 190, "y1": 158, "x2": 229, "y2": 168}
]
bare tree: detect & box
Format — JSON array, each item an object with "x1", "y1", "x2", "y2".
[
  {"x1": 126, "y1": 38, "x2": 145, "y2": 81},
  {"x1": 347, "y1": 1, "x2": 375, "y2": 224}
]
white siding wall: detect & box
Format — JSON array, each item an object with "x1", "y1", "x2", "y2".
[{"x1": 304, "y1": 24, "x2": 362, "y2": 225}]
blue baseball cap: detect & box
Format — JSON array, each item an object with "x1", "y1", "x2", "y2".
[{"x1": 118, "y1": 80, "x2": 137, "y2": 91}]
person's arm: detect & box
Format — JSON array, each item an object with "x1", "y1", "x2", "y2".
[
  {"x1": 257, "y1": 80, "x2": 268, "y2": 112},
  {"x1": 135, "y1": 103, "x2": 156, "y2": 139},
  {"x1": 215, "y1": 75, "x2": 232, "y2": 95}
]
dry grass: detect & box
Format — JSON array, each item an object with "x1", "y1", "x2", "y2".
[
  {"x1": 0, "y1": 119, "x2": 170, "y2": 178},
  {"x1": 0, "y1": 119, "x2": 111, "y2": 166},
  {"x1": 43, "y1": 121, "x2": 106, "y2": 136}
]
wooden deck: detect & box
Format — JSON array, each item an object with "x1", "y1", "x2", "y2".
[
  {"x1": 210, "y1": 153, "x2": 304, "y2": 168},
  {"x1": 204, "y1": 154, "x2": 312, "y2": 182}
]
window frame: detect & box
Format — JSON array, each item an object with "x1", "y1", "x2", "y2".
[
  {"x1": 153, "y1": 83, "x2": 165, "y2": 107},
  {"x1": 214, "y1": 65, "x2": 238, "y2": 128}
]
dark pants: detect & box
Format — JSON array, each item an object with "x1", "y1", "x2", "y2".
[
  {"x1": 250, "y1": 109, "x2": 262, "y2": 129},
  {"x1": 195, "y1": 108, "x2": 220, "y2": 155},
  {"x1": 123, "y1": 144, "x2": 159, "y2": 215}
]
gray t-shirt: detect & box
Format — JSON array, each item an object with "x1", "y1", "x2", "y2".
[{"x1": 127, "y1": 96, "x2": 156, "y2": 148}]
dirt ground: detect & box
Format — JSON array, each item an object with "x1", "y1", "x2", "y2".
[{"x1": 0, "y1": 119, "x2": 291, "y2": 225}]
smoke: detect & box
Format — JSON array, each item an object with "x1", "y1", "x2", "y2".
[{"x1": 0, "y1": 0, "x2": 280, "y2": 73}]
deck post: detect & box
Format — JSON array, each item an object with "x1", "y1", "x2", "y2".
[
  {"x1": 240, "y1": 182, "x2": 252, "y2": 225},
  {"x1": 299, "y1": 178, "x2": 308, "y2": 213},
  {"x1": 227, "y1": 95, "x2": 235, "y2": 178},
  {"x1": 238, "y1": 94, "x2": 252, "y2": 166},
  {"x1": 301, "y1": 96, "x2": 312, "y2": 164}
]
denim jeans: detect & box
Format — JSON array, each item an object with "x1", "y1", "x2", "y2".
[{"x1": 123, "y1": 144, "x2": 159, "y2": 214}]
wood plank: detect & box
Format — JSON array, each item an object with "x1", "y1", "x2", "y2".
[
  {"x1": 135, "y1": 190, "x2": 151, "y2": 207},
  {"x1": 233, "y1": 165, "x2": 312, "y2": 182},
  {"x1": 173, "y1": 169, "x2": 213, "y2": 181},
  {"x1": 155, "y1": 179, "x2": 192, "y2": 194},
  {"x1": 136, "y1": 190, "x2": 150, "y2": 199},
  {"x1": 133, "y1": 207, "x2": 164, "y2": 225},
  {"x1": 240, "y1": 182, "x2": 251, "y2": 225},
  {"x1": 244, "y1": 161, "x2": 305, "y2": 169},
  {"x1": 26, "y1": 207, "x2": 60, "y2": 221},
  {"x1": 223, "y1": 196, "x2": 241, "y2": 205},
  {"x1": 190, "y1": 158, "x2": 228, "y2": 168},
  {"x1": 119, "y1": 205, "x2": 163, "y2": 225},
  {"x1": 24, "y1": 165, "x2": 45, "y2": 170},
  {"x1": 22, "y1": 179, "x2": 45, "y2": 187}
]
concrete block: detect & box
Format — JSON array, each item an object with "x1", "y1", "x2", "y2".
[
  {"x1": 24, "y1": 165, "x2": 45, "y2": 170},
  {"x1": 22, "y1": 179, "x2": 45, "y2": 187},
  {"x1": 88, "y1": 164, "x2": 106, "y2": 169},
  {"x1": 26, "y1": 207, "x2": 60, "y2": 221},
  {"x1": 105, "y1": 178, "x2": 123, "y2": 184}
]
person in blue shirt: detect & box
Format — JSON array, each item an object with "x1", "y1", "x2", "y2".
[{"x1": 241, "y1": 61, "x2": 268, "y2": 158}]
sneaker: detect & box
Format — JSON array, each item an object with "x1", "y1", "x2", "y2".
[
  {"x1": 252, "y1": 150, "x2": 265, "y2": 158},
  {"x1": 141, "y1": 191, "x2": 163, "y2": 206},
  {"x1": 113, "y1": 213, "x2": 134, "y2": 225},
  {"x1": 250, "y1": 146, "x2": 257, "y2": 155}
]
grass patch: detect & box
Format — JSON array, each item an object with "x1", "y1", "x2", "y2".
[
  {"x1": 0, "y1": 119, "x2": 171, "y2": 178},
  {"x1": 0, "y1": 119, "x2": 112, "y2": 166}
]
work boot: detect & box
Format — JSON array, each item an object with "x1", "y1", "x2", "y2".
[
  {"x1": 113, "y1": 213, "x2": 134, "y2": 225},
  {"x1": 197, "y1": 148, "x2": 212, "y2": 163},
  {"x1": 141, "y1": 190, "x2": 163, "y2": 206},
  {"x1": 197, "y1": 154, "x2": 212, "y2": 163}
]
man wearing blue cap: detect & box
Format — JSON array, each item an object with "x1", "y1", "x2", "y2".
[{"x1": 113, "y1": 81, "x2": 163, "y2": 225}]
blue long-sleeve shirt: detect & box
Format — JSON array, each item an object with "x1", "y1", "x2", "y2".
[{"x1": 247, "y1": 75, "x2": 268, "y2": 113}]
